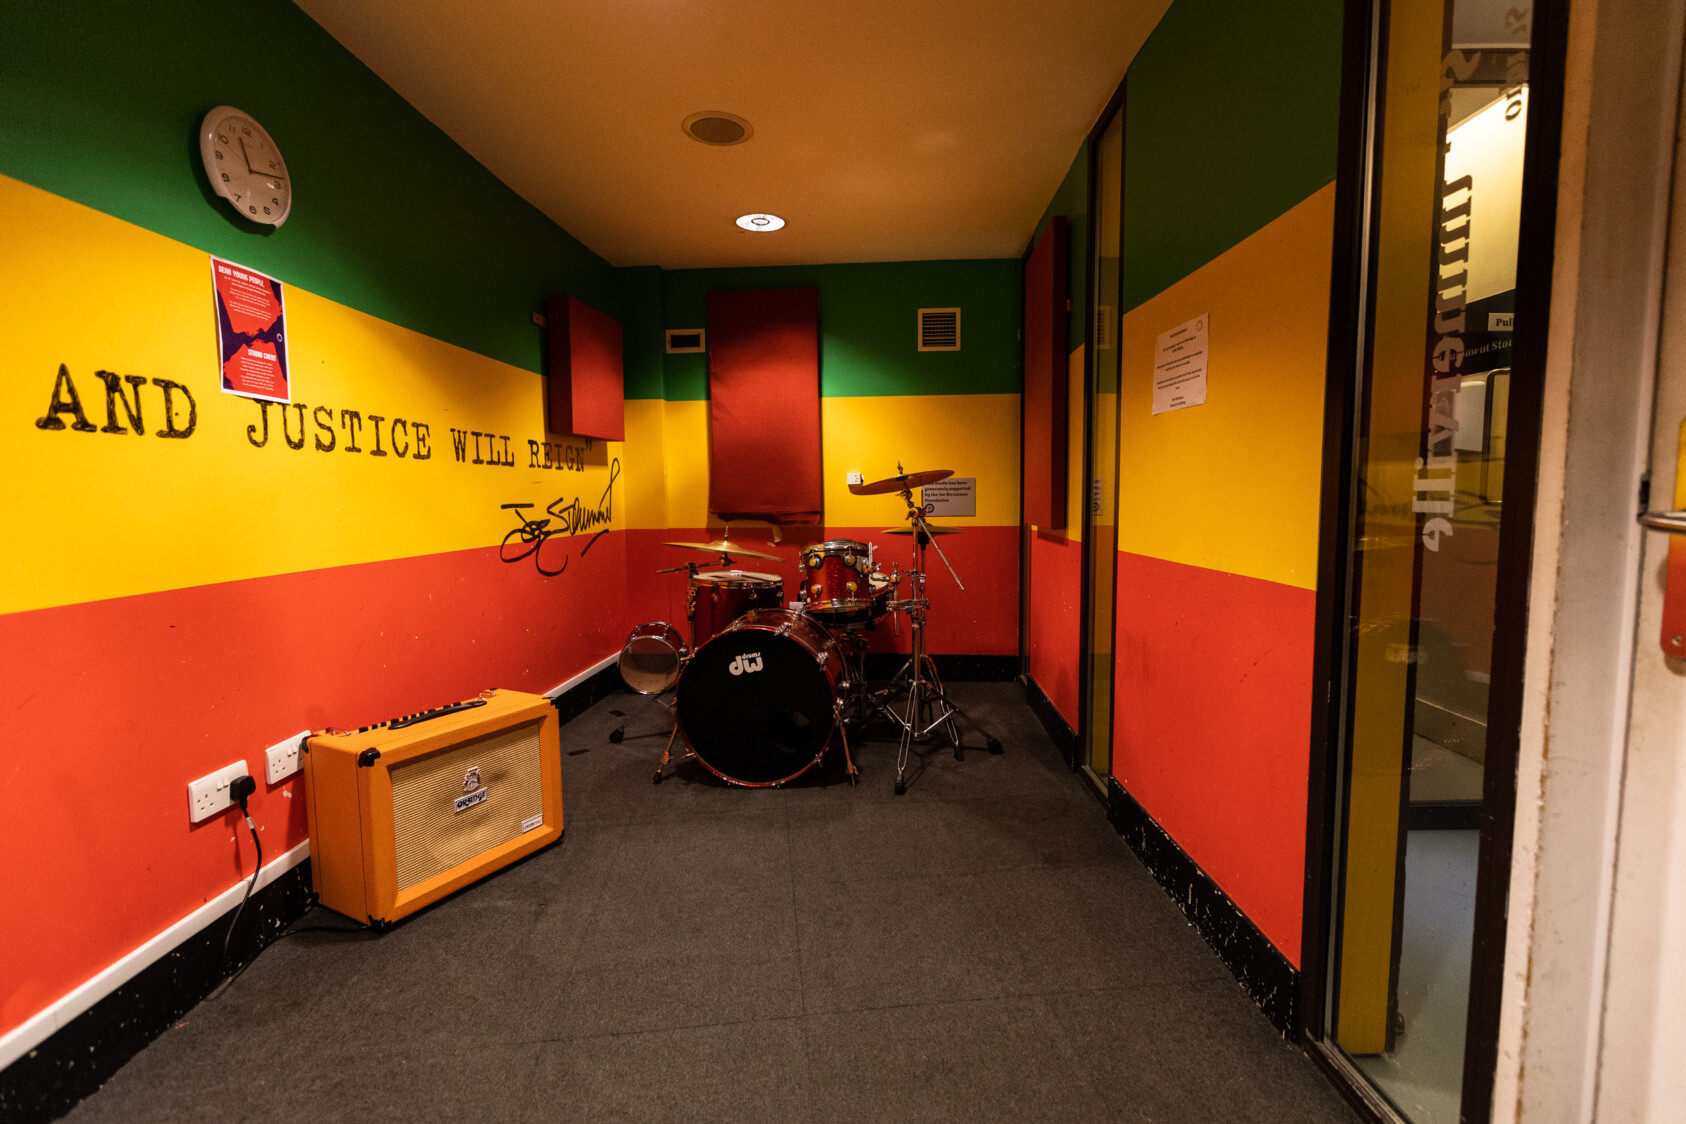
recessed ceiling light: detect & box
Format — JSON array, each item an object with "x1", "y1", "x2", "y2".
[
  {"x1": 683, "y1": 111, "x2": 753, "y2": 146},
  {"x1": 736, "y1": 213, "x2": 785, "y2": 232}
]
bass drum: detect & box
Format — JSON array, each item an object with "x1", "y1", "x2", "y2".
[{"x1": 676, "y1": 609, "x2": 842, "y2": 786}]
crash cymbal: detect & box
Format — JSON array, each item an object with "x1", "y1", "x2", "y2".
[
  {"x1": 661, "y1": 538, "x2": 784, "y2": 562},
  {"x1": 882, "y1": 524, "x2": 964, "y2": 536},
  {"x1": 849, "y1": 468, "x2": 954, "y2": 495}
]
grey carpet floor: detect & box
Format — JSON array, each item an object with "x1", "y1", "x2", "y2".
[{"x1": 65, "y1": 683, "x2": 1358, "y2": 1124}]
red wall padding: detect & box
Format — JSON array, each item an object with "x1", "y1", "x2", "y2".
[
  {"x1": 1022, "y1": 218, "x2": 1068, "y2": 529},
  {"x1": 706, "y1": 288, "x2": 823, "y2": 524},
  {"x1": 546, "y1": 294, "x2": 624, "y2": 440}
]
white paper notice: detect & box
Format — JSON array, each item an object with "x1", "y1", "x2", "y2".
[{"x1": 1153, "y1": 314, "x2": 1209, "y2": 415}]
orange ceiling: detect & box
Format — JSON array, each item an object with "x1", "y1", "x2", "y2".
[{"x1": 295, "y1": 0, "x2": 1169, "y2": 269}]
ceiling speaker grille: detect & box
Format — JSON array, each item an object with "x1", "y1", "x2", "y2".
[{"x1": 918, "y1": 308, "x2": 961, "y2": 352}]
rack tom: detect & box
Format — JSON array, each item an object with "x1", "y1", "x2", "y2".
[
  {"x1": 688, "y1": 570, "x2": 784, "y2": 645},
  {"x1": 801, "y1": 539, "x2": 876, "y2": 624}
]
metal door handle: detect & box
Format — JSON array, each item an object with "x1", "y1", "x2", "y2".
[{"x1": 1639, "y1": 510, "x2": 1686, "y2": 534}]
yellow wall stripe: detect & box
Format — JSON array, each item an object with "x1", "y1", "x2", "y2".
[
  {"x1": 646, "y1": 394, "x2": 1022, "y2": 531},
  {"x1": 1113, "y1": 184, "x2": 1335, "y2": 590},
  {"x1": 1, "y1": 175, "x2": 623, "y2": 614}
]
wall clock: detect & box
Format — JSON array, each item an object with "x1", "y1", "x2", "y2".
[{"x1": 199, "y1": 106, "x2": 291, "y2": 227}]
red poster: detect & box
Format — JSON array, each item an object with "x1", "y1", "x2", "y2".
[{"x1": 211, "y1": 256, "x2": 290, "y2": 402}]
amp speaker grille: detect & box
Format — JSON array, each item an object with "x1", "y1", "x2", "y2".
[{"x1": 388, "y1": 720, "x2": 545, "y2": 892}]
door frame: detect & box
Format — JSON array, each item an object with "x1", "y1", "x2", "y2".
[
  {"x1": 1072, "y1": 79, "x2": 1129, "y2": 790},
  {"x1": 1297, "y1": 0, "x2": 1574, "y2": 1121}
]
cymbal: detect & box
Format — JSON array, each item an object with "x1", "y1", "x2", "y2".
[
  {"x1": 882, "y1": 524, "x2": 964, "y2": 536},
  {"x1": 662, "y1": 538, "x2": 784, "y2": 562},
  {"x1": 850, "y1": 468, "x2": 953, "y2": 495}
]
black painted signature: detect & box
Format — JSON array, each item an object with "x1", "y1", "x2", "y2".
[{"x1": 499, "y1": 458, "x2": 620, "y2": 576}]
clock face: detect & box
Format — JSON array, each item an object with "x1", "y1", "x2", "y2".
[{"x1": 199, "y1": 107, "x2": 291, "y2": 227}]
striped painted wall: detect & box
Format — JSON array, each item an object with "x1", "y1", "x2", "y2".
[
  {"x1": 0, "y1": 0, "x2": 1027, "y2": 1049},
  {"x1": 1024, "y1": 146, "x2": 1090, "y2": 731},
  {"x1": 625, "y1": 261, "x2": 1024, "y2": 659},
  {"x1": 0, "y1": 0, "x2": 633, "y2": 1044},
  {"x1": 1108, "y1": 0, "x2": 1344, "y2": 966}
]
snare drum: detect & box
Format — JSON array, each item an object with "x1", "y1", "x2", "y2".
[
  {"x1": 688, "y1": 570, "x2": 784, "y2": 645},
  {"x1": 801, "y1": 540, "x2": 875, "y2": 623},
  {"x1": 676, "y1": 609, "x2": 843, "y2": 786},
  {"x1": 617, "y1": 621, "x2": 687, "y2": 694}
]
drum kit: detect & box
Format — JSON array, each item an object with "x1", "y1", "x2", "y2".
[{"x1": 617, "y1": 464, "x2": 1001, "y2": 794}]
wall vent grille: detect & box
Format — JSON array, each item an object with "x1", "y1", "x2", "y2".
[
  {"x1": 1094, "y1": 307, "x2": 1114, "y2": 350},
  {"x1": 918, "y1": 308, "x2": 961, "y2": 352},
  {"x1": 665, "y1": 328, "x2": 706, "y2": 354}
]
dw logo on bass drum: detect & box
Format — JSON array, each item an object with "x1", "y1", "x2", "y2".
[{"x1": 728, "y1": 652, "x2": 765, "y2": 676}]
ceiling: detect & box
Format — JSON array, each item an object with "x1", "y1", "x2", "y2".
[{"x1": 294, "y1": 0, "x2": 1170, "y2": 270}]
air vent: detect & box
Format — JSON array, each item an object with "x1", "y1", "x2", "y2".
[
  {"x1": 665, "y1": 328, "x2": 706, "y2": 354},
  {"x1": 1094, "y1": 307, "x2": 1114, "y2": 350},
  {"x1": 918, "y1": 308, "x2": 961, "y2": 352}
]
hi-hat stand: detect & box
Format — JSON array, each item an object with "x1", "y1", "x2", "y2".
[{"x1": 876, "y1": 472, "x2": 1001, "y2": 794}]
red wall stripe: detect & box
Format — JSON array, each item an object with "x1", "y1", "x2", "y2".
[
  {"x1": 0, "y1": 534, "x2": 628, "y2": 1035},
  {"x1": 1026, "y1": 530, "x2": 1082, "y2": 728},
  {"x1": 623, "y1": 526, "x2": 1018, "y2": 657},
  {"x1": 1111, "y1": 550, "x2": 1314, "y2": 964}
]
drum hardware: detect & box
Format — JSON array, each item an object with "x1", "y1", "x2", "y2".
[{"x1": 862, "y1": 463, "x2": 1003, "y2": 794}]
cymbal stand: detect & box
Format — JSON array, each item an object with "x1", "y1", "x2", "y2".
[{"x1": 879, "y1": 476, "x2": 1002, "y2": 795}]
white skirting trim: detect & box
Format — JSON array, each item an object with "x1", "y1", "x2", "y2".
[
  {"x1": 544, "y1": 652, "x2": 618, "y2": 699},
  {"x1": 0, "y1": 839, "x2": 311, "y2": 1072},
  {"x1": 3, "y1": 660, "x2": 616, "y2": 1074}
]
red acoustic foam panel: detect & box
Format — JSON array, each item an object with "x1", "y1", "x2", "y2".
[
  {"x1": 706, "y1": 288, "x2": 823, "y2": 525},
  {"x1": 1022, "y1": 217, "x2": 1068, "y2": 529},
  {"x1": 546, "y1": 294, "x2": 624, "y2": 440}
]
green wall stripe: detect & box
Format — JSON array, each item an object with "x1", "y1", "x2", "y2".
[
  {"x1": 0, "y1": 0, "x2": 622, "y2": 376},
  {"x1": 658, "y1": 260, "x2": 1022, "y2": 400},
  {"x1": 1122, "y1": 0, "x2": 1344, "y2": 312}
]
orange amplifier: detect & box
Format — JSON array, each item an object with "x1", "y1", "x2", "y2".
[{"x1": 303, "y1": 688, "x2": 563, "y2": 927}]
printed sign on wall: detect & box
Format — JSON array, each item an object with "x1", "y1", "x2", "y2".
[
  {"x1": 1153, "y1": 313, "x2": 1208, "y2": 415},
  {"x1": 922, "y1": 476, "x2": 976, "y2": 517},
  {"x1": 212, "y1": 256, "x2": 290, "y2": 403}
]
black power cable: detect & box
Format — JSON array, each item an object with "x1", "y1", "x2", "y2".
[{"x1": 209, "y1": 775, "x2": 261, "y2": 999}]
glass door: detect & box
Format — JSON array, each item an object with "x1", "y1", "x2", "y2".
[
  {"x1": 1321, "y1": 1, "x2": 1548, "y2": 1121},
  {"x1": 1080, "y1": 107, "x2": 1125, "y2": 784}
]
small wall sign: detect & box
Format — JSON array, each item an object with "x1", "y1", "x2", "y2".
[{"x1": 922, "y1": 476, "x2": 976, "y2": 517}]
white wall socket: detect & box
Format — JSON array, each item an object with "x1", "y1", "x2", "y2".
[
  {"x1": 188, "y1": 760, "x2": 250, "y2": 824},
  {"x1": 265, "y1": 731, "x2": 311, "y2": 784},
  {"x1": 847, "y1": 472, "x2": 864, "y2": 485}
]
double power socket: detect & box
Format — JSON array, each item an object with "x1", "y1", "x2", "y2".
[{"x1": 186, "y1": 730, "x2": 310, "y2": 824}]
